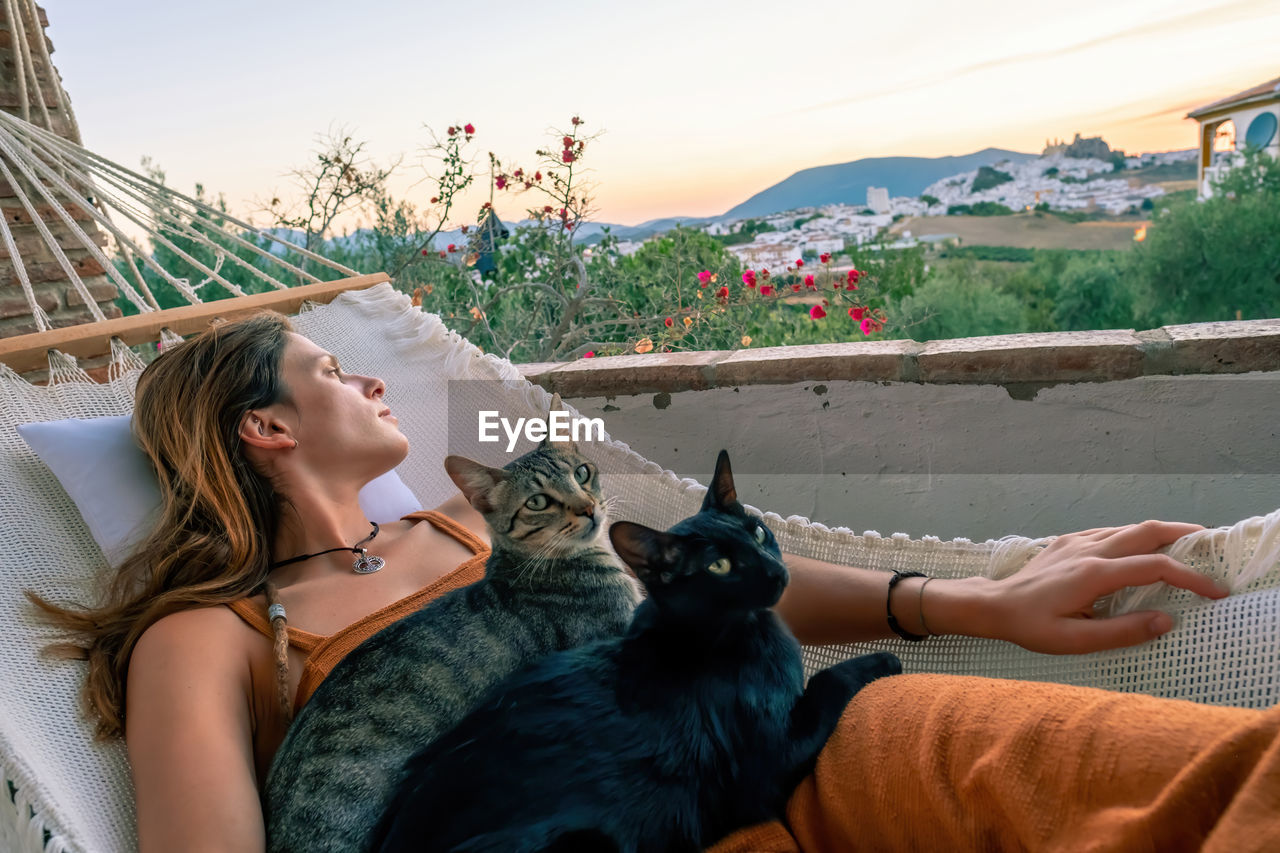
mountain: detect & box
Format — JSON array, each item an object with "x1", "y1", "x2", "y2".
[{"x1": 721, "y1": 147, "x2": 1039, "y2": 220}]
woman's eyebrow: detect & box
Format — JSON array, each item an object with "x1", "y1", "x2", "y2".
[{"x1": 317, "y1": 354, "x2": 340, "y2": 368}]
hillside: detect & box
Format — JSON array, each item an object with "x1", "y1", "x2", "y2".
[
  {"x1": 890, "y1": 212, "x2": 1148, "y2": 251},
  {"x1": 722, "y1": 147, "x2": 1038, "y2": 219}
]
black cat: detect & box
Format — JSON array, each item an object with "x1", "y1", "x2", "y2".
[{"x1": 372, "y1": 450, "x2": 901, "y2": 853}]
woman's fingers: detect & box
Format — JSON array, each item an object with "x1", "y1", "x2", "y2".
[
  {"x1": 1086, "y1": 553, "x2": 1230, "y2": 601},
  {"x1": 1092, "y1": 520, "x2": 1208, "y2": 557},
  {"x1": 1051, "y1": 610, "x2": 1175, "y2": 655}
]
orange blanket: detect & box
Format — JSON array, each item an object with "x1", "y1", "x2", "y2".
[{"x1": 710, "y1": 673, "x2": 1280, "y2": 852}]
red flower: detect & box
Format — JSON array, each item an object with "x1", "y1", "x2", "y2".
[
  {"x1": 697, "y1": 270, "x2": 712, "y2": 286},
  {"x1": 421, "y1": 249, "x2": 429, "y2": 256},
  {"x1": 430, "y1": 196, "x2": 440, "y2": 204},
  {"x1": 850, "y1": 306, "x2": 866, "y2": 320},
  {"x1": 664, "y1": 317, "x2": 674, "y2": 327},
  {"x1": 833, "y1": 281, "x2": 843, "y2": 290},
  {"x1": 795, "y1": 258, "x2": 805, "y2": 268},
  {"x1": 847, "y1": 269, "x2": 861, "y2": 288},
  {"x1": 534, "y1": 171, "x2": 543, "y2": 181},
  {"x1": 543, "y1": 205, "x2": 554, "y2": 214},
  {"x1": 761, "y1": 285, "x2": 774, "y2": 296},
  {"x1": 439, "y1": 251, "x2": 447, "y2": 258},
  {"x1": 461, "y1": 225, "x2": 469, "y2": 234},
  {"x1": 495, "y1": 176, "x2": 508, "y2": 190},
  {"x1": 571, "y1": 116, "x2": 582, "y2": 126},
  {"x1": 804, "y1": 274, "x2": 815, "y2": 289},
  {"x1": 464, "y1": 123, "x2": 475, "y2": 134},
  {"x1": 447, "y1": 126, "x2": 457, "y2": 136},
  {"x1": 820, "y1": 253, "x2": 831, "y2": 264},
  {"x1": 563, "y1": 136, "x2": 574, "y2": 147},
  {"x1": 584, "y1": 351, "x2": 595, "y2": 358},
  {"x1": 791, "y1": 284, "x2": 802, "y2": 292},
  {"x1": 559, "y1": 208, "x2": 568, "y2": 219},
  {"x1": 810, "y1": 305, "x2": 827, "y2": 319},
  {"x1": 761, "y1": 268, "x2": 771, "y2": 280},
  {"x1": 447, "y1": 244, "x2": 457, "y2": 252},
  {"x1": 716, "y1": 286, "x2": 729, "y2": 299},
  {"x1": 562, "y1": 151, "x2": 576, "y2": 163}
]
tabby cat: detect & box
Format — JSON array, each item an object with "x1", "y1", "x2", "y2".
[
  {"x1": 263, "y1": 436, "x2": 641, "y2": 853},
  {"x1": 372, "y1": 450, "x2": 902, "y2": 853}
]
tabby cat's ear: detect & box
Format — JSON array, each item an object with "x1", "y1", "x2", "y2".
[
  {"x1": 609, "y1": 521, "x2": 679, "y2": 583},
  {"x1": 444, "y1": 455, "x2": 508, "y2": 514},
  {"x1": 700, "y1": 449, "x2": 738, "y2": 513},
  {"x1": 539, "y1": 392, "x2": 578, "y2": 453}
]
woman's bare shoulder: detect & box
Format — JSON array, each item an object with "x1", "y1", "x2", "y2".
[
  {"x1": 431, "y1": 492, "x2": 490, "y2": 547},
  {"x1": 130, "y1": 604, "x2": 259, "y2": 687}
]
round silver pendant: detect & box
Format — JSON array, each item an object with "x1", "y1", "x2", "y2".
[{"x1": 353, "y1": 554, "x2": 385, "y2": 575}]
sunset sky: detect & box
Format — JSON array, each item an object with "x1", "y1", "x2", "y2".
[{"x1": 41, "y1": 0, "x2": 1280, "y2": 229}]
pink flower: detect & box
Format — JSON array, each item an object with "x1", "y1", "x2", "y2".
[
  {"x1": 742, "y1": 269, "x2": 757, "y2": 287},
  {"x1": 584, "y1": 351, "x2": 595, "y2": 358},
  {"x1": 761, "y1": 284, "x2": 774, "y2": 296},
  {"x1": 697, "y1": 270, "x2": 713, "y2": 286},
  {"x1": 860, "y1": 317, "x2": 874, "y2": 335},
  {"x1": 810, "y1": 305, "x2": 827, "y2": 319},
  {"x1": 464, "y1": 123, "x2": 475, "y2": 134},
  {"x1": 804, "y1": 274, "x2": 815, "y2": 289},
  {"x1": 820, "y1": 253, "x2": 831, "y2": 264},
  {"x1": 496, "y1": 176, "x2": 508, "y2": 190},
  {"x1": 795, "y1": 258, "x2": 805, "y2": 268}
]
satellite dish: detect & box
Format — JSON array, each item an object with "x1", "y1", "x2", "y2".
[{"x1": 1244, "y1": 112, "x2": 1277, "y2": 149}]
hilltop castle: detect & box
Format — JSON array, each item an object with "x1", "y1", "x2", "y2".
[{"x1": 1042, "y1": 133, "x2": 1115, "y2": 160}]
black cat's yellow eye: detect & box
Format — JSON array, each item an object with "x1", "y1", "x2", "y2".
[
  {"x1": 753, "y1": 525, "x2": 766, "y2": 545},
  {"x1": 707, "y1": 557, "x2": 732, "y2": 576},
  {"x1": 574, "y1": 463, "x2": 591, "y2": 485},
  {"x1": 525, "y1": 494, "x2": 550, "y2": 511}
]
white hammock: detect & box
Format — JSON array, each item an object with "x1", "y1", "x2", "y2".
[{"x1": 2, "y1": 283, "x2": 1280, "y2": 852}]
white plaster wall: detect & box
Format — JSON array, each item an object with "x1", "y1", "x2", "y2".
[{"x1": 569, "y1": 372, "x2": 1280, "y2": 542}]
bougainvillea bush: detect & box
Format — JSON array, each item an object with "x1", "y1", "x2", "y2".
[{"x1": 258, "y1": 118, "x2": 920, "y2": 361}]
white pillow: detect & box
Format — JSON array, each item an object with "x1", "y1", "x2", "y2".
[{"x1": 17, "y1": 414, "x2": 423, "y2": 566}]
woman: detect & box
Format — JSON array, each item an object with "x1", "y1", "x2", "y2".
[{"x1": 39, "y1": 311, "x2": 1268, "y2": 852}]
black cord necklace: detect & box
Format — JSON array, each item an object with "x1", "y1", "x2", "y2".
[{"x1": 270, "y1": 522, "x2": 385, "y2": 575}]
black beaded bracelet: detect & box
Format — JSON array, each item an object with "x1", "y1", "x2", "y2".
[{"x1": 886, "y1": 570, "x2": 929, "y2": 642}]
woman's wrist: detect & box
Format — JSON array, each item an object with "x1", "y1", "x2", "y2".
[{"x1": 891, "y1": 575, "x2": 1000, "y2": 640}]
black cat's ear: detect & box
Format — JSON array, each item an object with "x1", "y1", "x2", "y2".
[
  {"x1": 609, "y1": 521, "x2": 680, "y2": 584},
  {"x1": 700, "y1": 449, "x2": 738, "y2": 512},
  {"x1": 444, "y1": 455, "x2": 507, "y2": 514}
]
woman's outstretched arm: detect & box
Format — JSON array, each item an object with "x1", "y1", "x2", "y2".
[{"x1": 775, "y1": 520, "x2": 1230, "y2": 653}]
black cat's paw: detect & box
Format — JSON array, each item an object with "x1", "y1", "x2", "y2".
[{"x1": 827, "y1": 651, "x2": 902, "y2": 689}]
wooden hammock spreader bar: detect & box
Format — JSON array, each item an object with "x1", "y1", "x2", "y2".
[{"x1": 0, "y1": 273, "x2": 390, "y2": 374}]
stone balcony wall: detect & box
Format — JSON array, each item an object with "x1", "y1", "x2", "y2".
[{"x1": 513, "y1": 321, "x2": 1280, "y2": 542}]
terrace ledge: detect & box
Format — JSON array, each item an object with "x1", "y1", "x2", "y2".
[{"x1": 516, "y1": 319, "x2": 1280, "y2": 398}]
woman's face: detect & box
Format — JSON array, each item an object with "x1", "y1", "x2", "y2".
[{"x1": 272, "y1": 332, "x2": 409, "y2": 482}]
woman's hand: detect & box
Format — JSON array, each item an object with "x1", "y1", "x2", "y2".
[{"x1": 942, "y1": 521, "x2": 1230, "y2": 655}]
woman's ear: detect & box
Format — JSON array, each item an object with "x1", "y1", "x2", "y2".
[{"x1": 238, "y1": 409, "x2": 297, "y2": 451}]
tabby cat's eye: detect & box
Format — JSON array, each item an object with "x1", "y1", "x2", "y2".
[
  {"x1": 525, "y1": 494, "x2": 549, "y2": 511},
  {"x1": 707, "y1": 557, "x2": 732, "y2": 576},
  {"x1": 753, "y1": 525, "x2": 766, "y2": 545},
  {"x1": 574, "y1": 463, "x2": 591, "y2": 485}
]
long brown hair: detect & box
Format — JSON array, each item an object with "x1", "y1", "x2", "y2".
[{"x1": 33, "y1": 312, "x2": 295, "y2": 738}]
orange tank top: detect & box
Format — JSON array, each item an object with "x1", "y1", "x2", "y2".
[{"x1": 227, "y1": 510, "x2": 489, "y2": 712}]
